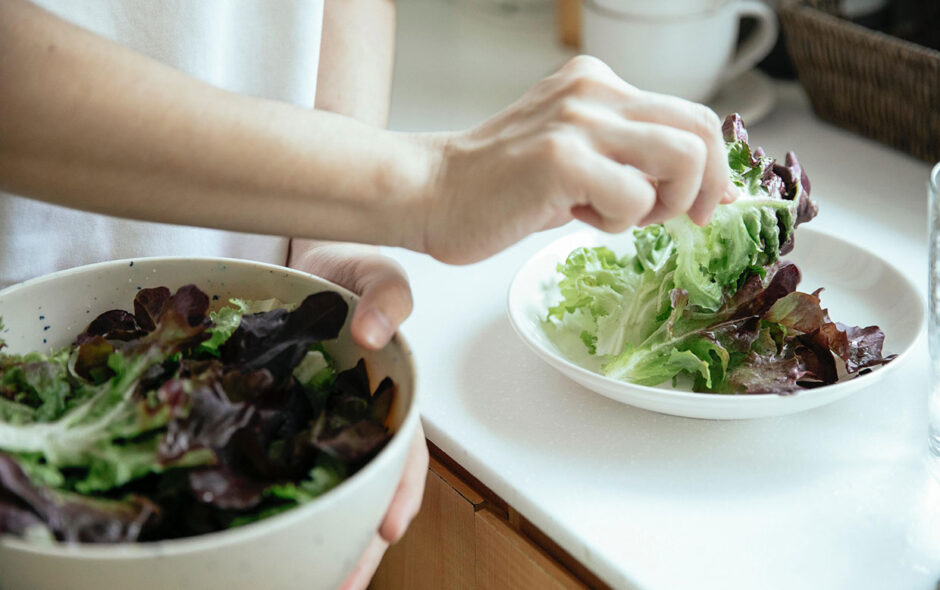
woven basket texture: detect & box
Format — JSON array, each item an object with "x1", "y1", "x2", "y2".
[{"x1": 779, "y1": 0, "x2": 940, "y2": 162}]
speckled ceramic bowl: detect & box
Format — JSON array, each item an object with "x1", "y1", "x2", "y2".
[{"x1": 0, "y1": 257, "x2": 419, "y2": 590}]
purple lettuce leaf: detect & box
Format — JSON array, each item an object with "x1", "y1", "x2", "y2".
[
  {"x1": 77, "y1": 285, "x2": 212, "y2": 354},
  {"x1": 0, "y1": 499, "x2": 49, "y2": 538},
  {"x1": 722, "y1": 113, "x2": 750, "y2": 145},
  {"x1": 797, "y1": 316, "x2": 896, "y2": 381},
  {"x1": 75, "y1": 310, "x2": 143, "y2": 345},
  {"x1": 723, "y1": 350, "x2": 811, "y2": 395},
  {"x1": 187, "y1": 465, "x2": 266, "y2": 511},
  {"x1": 838, "y1": 324, "x2": 897, "y2": 372},
  {"x1": 0, "y1": 453, "x2": 158, "y2": 542},
  {"x1": 158, "y1": 375, "x2": 255, "y2": 464},
  {"x1": 220, "y1": 292, "x2": 347, "y2": 384},
  {"x1": 725, "y1": 288, "x2": 895, "y2": 393},
  {"x1": 133, "y1": 287, "x2": 172, "y2": 332},
  {"x1": 726, "y1": 262, "x2": 802, "y2": 320},
  {"x1": 310, "y1": 418, "x2": 390, "y2": 465},
  {"x1": 765, "y1": 291, "x2": 827, "y2": 334}
]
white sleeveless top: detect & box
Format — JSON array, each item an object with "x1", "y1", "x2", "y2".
[{"x1": 0, "y1": 0, "x2": 324, "y2": 288}]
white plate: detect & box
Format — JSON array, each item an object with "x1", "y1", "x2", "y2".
[{"x1": 507, "y1": 227, "x2": 924, "y2": 419}]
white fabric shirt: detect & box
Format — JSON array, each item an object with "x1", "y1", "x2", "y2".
[{"x1": 0, "y1": 0, "x2": 324, "y2": 288}]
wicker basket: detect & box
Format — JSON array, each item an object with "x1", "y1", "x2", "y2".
[{"x1": 778, "y1": 0, "x2": 940, "y2": 163}]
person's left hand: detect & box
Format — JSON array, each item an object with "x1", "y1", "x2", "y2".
[{"x1": 288, "y1": 241, "x2": 429, "y2": 590}]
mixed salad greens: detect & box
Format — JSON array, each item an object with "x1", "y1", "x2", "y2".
[
  {"x1": 0, "y1": 286, "x2": 395, "y2": 543},
  {"x1": 544, "y1": 114, "x2": 894, "y2": 394}
]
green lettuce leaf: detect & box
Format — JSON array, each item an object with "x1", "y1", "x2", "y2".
[{"x1": 0, "y1": 348, "x2": 72, "y2": 422}]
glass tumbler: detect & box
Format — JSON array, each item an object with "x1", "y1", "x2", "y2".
[{"x1": 929, "y1": 161, "x2": 940, "y2": 476}]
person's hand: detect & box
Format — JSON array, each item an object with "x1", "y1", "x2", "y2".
[
  {"x1": 413, "y1": 55, "x2": 738, "y2": 265},
  {"x1": 338, "y1": 424, "x2": 427, "y2": 590},
  {"x1": 288, "y1": 242, "x2": 430, "y2": 590}
]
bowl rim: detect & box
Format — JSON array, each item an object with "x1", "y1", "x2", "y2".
[{"x1": 0, "y1": 256, "x2": 422, "y2": 559}]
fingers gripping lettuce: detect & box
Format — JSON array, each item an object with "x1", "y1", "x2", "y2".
[{"x1": 545, "y1": 115, "x2": 892, "y2": 394}]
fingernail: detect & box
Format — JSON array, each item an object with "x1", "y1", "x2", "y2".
[{"x1": 361, "y1": 308, "x2": 394, "y2": 349}]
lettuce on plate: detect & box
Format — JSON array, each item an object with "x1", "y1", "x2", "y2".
[
  {"x1": 545, "y1": 115, "x2": 893, "y2": 394},
  {"x1": 0, "y1": 285, "x2": 394, "y2": 543}
]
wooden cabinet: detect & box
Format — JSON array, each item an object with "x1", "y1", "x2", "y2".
[{"x1": 371, "y1": 445, "x2": 608, "y2": 590}]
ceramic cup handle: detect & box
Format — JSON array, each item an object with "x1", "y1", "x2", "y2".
[{"x1": 721, "y1": 0, "x2": 778, "y2": 84}]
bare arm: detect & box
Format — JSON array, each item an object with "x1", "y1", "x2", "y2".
[
  {"x1": 1, "y1": 0, "x2": 737, "y2": 266},
  {"x1": 288, "y1": 0, "x2": 397, "y2": 272},
  {"x1": 0, "y1": 0, "x2": 429, "y2": 250}
]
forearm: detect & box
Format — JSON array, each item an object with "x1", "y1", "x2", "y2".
[
  {"x1": 290, "y1": 0, "x2": 398, "y2": 268},
  {"x1": 0, "y1": 0, "x2": 429, "y2": 250}
]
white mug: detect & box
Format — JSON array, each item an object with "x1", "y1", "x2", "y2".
[{"x1": 582, "y1": 0, "x2": 778, "y2": 102}]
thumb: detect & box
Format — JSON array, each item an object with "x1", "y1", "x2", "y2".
[{"x1": 348, "y1": 255, "x2": 414, "y2": 351}]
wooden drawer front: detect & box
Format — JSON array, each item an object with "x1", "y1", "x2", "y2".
[
  {"x1": 475, "y1": 509, "x2": 583, "y2": 590},
  {"x1": 371, "y1": 465, "x2": 476, "y2": 589}
]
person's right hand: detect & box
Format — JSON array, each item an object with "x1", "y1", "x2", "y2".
[{"x1": 412, "y1": 55, "x2": 738, "y2": 265}]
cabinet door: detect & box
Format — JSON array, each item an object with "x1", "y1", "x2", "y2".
[
  {"x1": 370, "y1": 462, "x2": 477, "y2": 589},
  {"x1": 475, "y1": 509, "x2": 584, "y2": 590}
]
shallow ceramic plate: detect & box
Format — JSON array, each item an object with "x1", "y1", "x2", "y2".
[{"x1": 507, "y1": 227, "x2": 924, "y2": 419}]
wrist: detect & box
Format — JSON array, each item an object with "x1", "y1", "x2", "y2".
[
  {"x1": 279, "y1": 110, "x2": 443, "y2": 250},
  {"x1": 383, "y1": 131, "x2": 449, "y2": 254}
]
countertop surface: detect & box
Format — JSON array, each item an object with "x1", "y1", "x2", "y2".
[{"x1": 386, "y1": 1, "x2": 940, "y2": 588}]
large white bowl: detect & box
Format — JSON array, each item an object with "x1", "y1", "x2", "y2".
[{"x1": 0, "y1": 257, "x2": 420, "y2": 590}]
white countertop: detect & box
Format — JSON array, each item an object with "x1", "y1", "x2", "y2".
[{"x1": 386, "y1": 1, "x2": 940, "y2": 588}]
